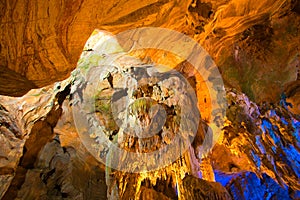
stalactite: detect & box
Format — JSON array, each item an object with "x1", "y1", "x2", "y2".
[{"x1": 200, "y1": 157, "x2": 215, "y2": 182}]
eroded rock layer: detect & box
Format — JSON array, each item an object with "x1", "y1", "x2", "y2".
[
  {"x1": 0, "y1": 0, "x2": 299, "y2": 102},
  {"x1": 0, "y1": 48, "x2": 299, "y2": 199},
  {"x1": 0, "y1": 0, "x2": 300, "y2": 199}
]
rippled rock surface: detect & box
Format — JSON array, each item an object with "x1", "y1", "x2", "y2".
[
  {"x1": 0, "y1": 76, "x2": 299, "y2": 199},
  {"x1": 0, "y1": 4, "x2": 300, "y2": 197}
]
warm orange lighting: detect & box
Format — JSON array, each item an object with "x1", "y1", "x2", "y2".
[{"x1": 129, "y1": 48, "x2": 213, "y2": 122}]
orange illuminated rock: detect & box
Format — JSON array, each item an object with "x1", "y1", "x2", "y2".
[{"x1": 1, "y1": 0, "x2": 299, "y2": 102}]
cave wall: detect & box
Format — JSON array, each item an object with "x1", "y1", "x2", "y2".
[
  {"x1": 0, "y1": 0, "x2": 300, "y2": 199},
  {"x1": 0, "y1": 61, "x2": 299, "y2": 199}
]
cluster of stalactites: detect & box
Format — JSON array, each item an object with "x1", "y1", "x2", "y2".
[{"x1": 109, "y1": 147, "x2": 203, "y2": 200}]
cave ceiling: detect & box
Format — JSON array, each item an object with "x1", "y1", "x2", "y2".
[{"x1": 0, "y1": 0, "x2": 299, "y2": 104}]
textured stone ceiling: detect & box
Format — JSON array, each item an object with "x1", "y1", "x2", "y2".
[{"x1": 1, "y1": 0, "x2": 299, "y2": 104}]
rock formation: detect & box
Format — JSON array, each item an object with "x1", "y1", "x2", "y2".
[{"x1": 0, "y1": 0, "x2": 299, "y2": 199}]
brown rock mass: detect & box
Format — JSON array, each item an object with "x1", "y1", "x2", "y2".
[
  {"x1": 0, "y1": 0, "x2": 299, "y2": 200},
  {"x1": 0, "y1": 0, "x2": 299, "y2": 102}
]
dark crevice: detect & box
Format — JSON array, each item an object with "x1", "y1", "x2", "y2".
[{"x1": 188, "y1": 1, "x2": 213, "y2": 19}]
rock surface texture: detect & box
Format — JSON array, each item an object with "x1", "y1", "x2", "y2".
[
  {"x1": 0, "y1": 0, "x2": 300, "y2": 200},
  {"x1": 0, "y1": 0, "x2": 299, "y2": 102},
  {"x1": 0, "y1": 48, "x2": 299, "y2": 199}
]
